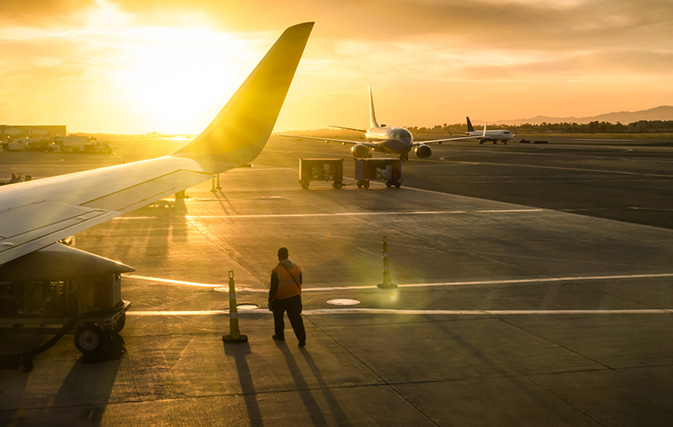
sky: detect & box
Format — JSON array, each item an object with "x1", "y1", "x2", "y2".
[{"x1": 1, "y1": 0, "x2": 671, "y2": 134}]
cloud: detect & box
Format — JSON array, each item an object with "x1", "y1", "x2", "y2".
[
  {"x1": 0, "y1": 0, "x2": 95, "y2": 26},
  {"x1": 1, "y1": 0, "x2": 671, "y2": 131}
]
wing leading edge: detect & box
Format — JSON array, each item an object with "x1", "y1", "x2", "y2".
[{"x1": 0, "y1": 22, "x2": 314, "y2": 266}]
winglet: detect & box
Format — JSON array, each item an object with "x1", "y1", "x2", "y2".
[
  {"x1": 368, "y1": 86, "x2": 380, "y2": 128},
  {"x1": 171, "y1": 22, "x2": 314, "y2": 170}
]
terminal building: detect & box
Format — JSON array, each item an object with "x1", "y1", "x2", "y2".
[{"x1": 0, "y1": 125, "x2": 67, "y2": 139}]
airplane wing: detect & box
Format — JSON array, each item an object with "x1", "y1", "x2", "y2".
[
  {"x1": 0, "y1": 22, "x2": 314, "y2": 266},
  {"x1": 329, "y1": 125, "x2": 368, "y2": 133},
  {"x1": 412, "y1": 136, "x2": 476, "y2": 145},
  {"x1": 276, "y1": 133, "x2": 380, "y2": 148}
]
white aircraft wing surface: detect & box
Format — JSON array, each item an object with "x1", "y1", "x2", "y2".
[
  {"x1": 276, "y1": 133, "x2": 380, "y2": 148},
  {"x1": 412, "y1": 136, "x2": 476, "y2": 145},
  {"x1": 0, "y1": 22, "x2": 314, "y2": 266}
]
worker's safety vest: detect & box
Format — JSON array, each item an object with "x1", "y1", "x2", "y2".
[{"x1": 273, "y1": 263, "x2": 301, "y2": 300}]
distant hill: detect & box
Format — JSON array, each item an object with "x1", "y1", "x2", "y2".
[{"x1": 494, "y1": 106, "x2": 673, "y2": 125}]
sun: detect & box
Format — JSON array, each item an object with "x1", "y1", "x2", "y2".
[{"x1": 112, "y1": 27, "x2": 251, "y2": 134}]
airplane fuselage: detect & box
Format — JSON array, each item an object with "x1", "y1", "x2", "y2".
[
  {"x1": 468, "y1": 129, "x2": 513, "y2": 142},
  {"x1": 366, "y1": 126, "x2": 413, "y2": 154}
]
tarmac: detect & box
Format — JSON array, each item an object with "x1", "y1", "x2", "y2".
[{"x1": 2, "y1": 136, "x2": 673, "y2": 426}]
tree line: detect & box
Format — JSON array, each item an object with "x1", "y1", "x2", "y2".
[{"x1": 408, "y1": 120, "x2": 673, "y2": 134}]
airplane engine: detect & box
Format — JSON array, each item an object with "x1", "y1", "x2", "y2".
[
  {"x1": 415, "y1": 144, "x2": 432, "y2": 158},
  {"x1": 351, "y1": 144, "x2": 370, "y2": 158}
]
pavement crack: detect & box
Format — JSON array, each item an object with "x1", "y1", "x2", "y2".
[
  {"x1": 526, "y1": 375, "x2": 609, "y2": 427},
  {"x1": 303, "y1": 316, "x2": 441, "y2": 426},
  {"x1": 500, "y1": 317, "x2": 616, "y2": 371}
]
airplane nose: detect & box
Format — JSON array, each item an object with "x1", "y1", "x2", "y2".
[{"x1": 383, "y1": 139, "x2": 408, "y2": 153}]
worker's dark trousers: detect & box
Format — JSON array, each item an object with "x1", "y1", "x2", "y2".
[{"x1": 272, "y1": 294, "x2": 305, "y2": 341}]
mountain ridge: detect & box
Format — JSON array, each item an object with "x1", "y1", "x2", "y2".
[{"x1": 492, "y1": 106, "x2": 673, "y2": 125}]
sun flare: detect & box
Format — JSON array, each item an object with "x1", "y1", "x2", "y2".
[{"x1": 111, "y1": 27, "x2": 250, "y2": 133}]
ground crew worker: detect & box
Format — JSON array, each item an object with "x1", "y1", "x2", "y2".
[{"x1": 268, "y1": 247, "x2": 306, "y2": 347}]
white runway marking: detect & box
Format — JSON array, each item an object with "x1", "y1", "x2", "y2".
[
  {"x1": 125, "y1": 272, "x2": 673, "y2": 292},
  {"x1": 126, "y1": 275, "x2": 221, "y2": 288},
  {"x1": 438, "y1": 159, "x2": 673, "y2": 178},
  {"x1": 112, "y1": 208, "x2": 546, "y2": 221},
  {"x1": 126, "y1": 308, "x2": 673, "y2": 316},
  {"x1": 190, "y1": 209, "x2": 544, "y2": 219}
]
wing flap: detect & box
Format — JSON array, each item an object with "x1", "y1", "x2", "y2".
[
  {"x1": 82, "y1": 169, "x2": 209, "y2": 211},
  {"x1": 0, "y1": 201, "x2": 104, "y2": 239}
]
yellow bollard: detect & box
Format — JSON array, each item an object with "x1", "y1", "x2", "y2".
[
  {"x1": 377, "y1": 235, "x2": 397, "y2": 289},
  {"x1": 222, "y1": 270, "x2": 248, "y2": 343}
]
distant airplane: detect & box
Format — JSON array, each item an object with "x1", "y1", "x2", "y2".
[
  {"x1": 0, "y1": 22, "x2": 313, "y2": 365},
  {"x1": 278, "y1": 87, "x2": 460, "y2": 161},
  {"x1": 463, "y1": 117, "x2": 514, "y2": 144}
]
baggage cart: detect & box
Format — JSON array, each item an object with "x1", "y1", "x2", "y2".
[
  {"x1": 354, "y1": 158, "x2": 402, "y2": 189},
  {"x1": 299, "y1": 158, "x2": 344, "y2": 189}
]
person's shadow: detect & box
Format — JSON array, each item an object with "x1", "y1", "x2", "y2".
[
  {"x1": 274, "y1": 340, "x2": 335, "y2": 425},
  {"x1": 301, "y1": 349, "x2": 350, "y2": 425}
]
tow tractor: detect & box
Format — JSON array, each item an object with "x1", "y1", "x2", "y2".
[{"x1": 0, "y1": 242, "x2": 133, "y2": 372}]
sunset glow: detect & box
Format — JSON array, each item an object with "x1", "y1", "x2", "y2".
[{"x1": 1, "y1": 0, "x2": 671, "y2": 133}]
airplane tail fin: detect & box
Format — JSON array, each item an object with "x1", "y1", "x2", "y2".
[
  {"x1": 171, "y1": 22, "x2": 314, "y2": 170},
  {"x1": 483, "y1": 121, "x2": 487, "y2": 138},
  {"x1": 466, "y1": 116, "x2": 474, "y2": 132},
  {"x1": 369, "y1": 86, "x2": 379, "y2": 128}
]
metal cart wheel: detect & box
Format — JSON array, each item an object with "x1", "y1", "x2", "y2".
[
  {"x1": 363, "y1": 181, "x2": 370, "y2": 189},
  {"x1": 300, "y1": 180, "x2": 310, "y2": 189},
  {"x1": 333, "y1": 181, "x2": 343, "y2": 189},
  {"x1": 74, "y1": 322, "x2": 105, "y2": 355},
  {"x1": 356, "y1": 180, "x2": 363, "y2": 188},
  {"x1": 394, "y1": 181, "x2": 401, "y2": 188}
]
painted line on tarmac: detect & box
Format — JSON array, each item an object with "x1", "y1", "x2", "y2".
[
  {"x1": 125, "y1": 272, "x2": 673, "y2": 292},
  {"x1": 125, "y1": 275, "x2": 221, "y2": 288},
  {"x1": 392, "y1": 273, "x2": 673, "y2": 289},
  {"x1": 112, "y1": 209, "x2": 546, "y2": 220},
  {"x1": 436, "y1": 159, "x2": 673, "y2": 178},
  {"x1": 189, "y1": 209, "x2": 543, "y2": 219},
  {"x1": 126, "y1": 308, "x2": 673, "y2": 316},
  {"x1": 300, "y1": 308, "x2": 673, "y2": 315}
]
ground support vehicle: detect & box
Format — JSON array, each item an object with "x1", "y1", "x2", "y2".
[
  {"x1": 299, "y1": 158, "x2": 344, "y2": 189},
  {"x1": 354, "y1": 158, "x2": 402, "y2": 189}
]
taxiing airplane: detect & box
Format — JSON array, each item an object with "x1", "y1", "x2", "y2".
[
  {"x1": 463, "y1": 117, "x2": 514, "y2": 144},
  {"x1": 278, "y1": 87, "x2": 460, "y2": 161},
  {"x1": 0, "y1": 22, "x2": 313, "y2": 367}
]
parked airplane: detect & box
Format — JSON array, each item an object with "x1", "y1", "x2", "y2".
[
  {"x1": 464, "y1": 117, "x2": 514, "y2": 144},
  {"x1": 0, "y1": 22, "x2": 313, "y2": 369},
  {"x1": 278, "y1": 87, "x2": 460, "y2": 161}
]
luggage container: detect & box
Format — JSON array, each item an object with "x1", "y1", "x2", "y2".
[
  {"x1": 354, "y1": 158, "x2": 402, "y2": 189},
  {"x1": 299, "y1": 158, "x2": 344, "y2": 189}
]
